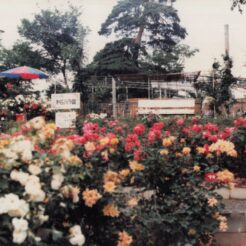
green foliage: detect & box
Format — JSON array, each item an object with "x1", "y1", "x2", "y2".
[
  {"x1": 0, "y1": 79, "x2": 35, "y2": 99},
  {"x1": 0, "y1": 42, "x2": 48, "y2": 71},
  {"x1": 88, "y1": 38, "x2": 140, "y2": 75},
  {"x1": 143, "y1": 44, "x2": 199, "y2": 73},
  {"x1": 99, "y1": 0, "x2": 186, "y2": 47},
  {"x1": 95, "y1": 0, "x2": 196, "y2": 75},
  {"x1": 46, "y1": 83, "x2": 70, "y2": 98},
  {"x1": 0, "y1": 116, "x2": 244, "y2": 245},
  {"x1": 226, "y1": 121, "x2": 246, "y2": 177},
  {"x1": 194, "y1": 56, "x2": 236, "y2": 114},
  {"x1": 17, "y1": 6, "x2": 88, "y2": 87}
]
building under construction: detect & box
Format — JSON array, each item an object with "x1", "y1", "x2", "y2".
[{"x1": 83, "y1": 71, "x2": 246, "y2": 117}]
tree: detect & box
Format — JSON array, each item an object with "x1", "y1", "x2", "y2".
[
  {"x1": 194, "y1": 56, "x2": 236, "y2": 115},
  {"x1": 18, "y1": 6, "x2": 88, "y2": 88},
  {"x1": 142, "y1": 44, "x2": 198, "y2": 73},
  {"x1": 0, "y1": 41, "x2": 48, "y2": 71},
  {"x1": 231, "y1": 0, "x2": 246, "y2": 12},
  {"x1": 45, "y1": 83, "x2": 70, "y2": 98},
  {"x1": 88, "y1": 38, "x2": 141, "y2": 75},
  {"x1": 97, "y1": 0, "x2": 196, "y2": 74}
]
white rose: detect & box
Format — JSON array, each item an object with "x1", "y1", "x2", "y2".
[
  {"x1": 38, "y1": 214, "x2": 49, "y2": 224},
  {"x1": 25, "y1": 182, "x2": 39, "y2": 195},
  {"x1": 28, "y1": 189, "x2": 45, "y2": 202},
  {"x1": 13, "y1": 231, "x2": 27, "y2": 244},
  {"x1": 25, "y1": 175, "x2": 41, "y2": 189},
  {"x1": 12, "y1": 217, "x2": 28, "y2": 231},
  {"x1": 15, "y1": 95, "x2": 25, "y2": 102},
  {"x1": 12, "y1": 218, "x2": 28, "y2": 244},
  {"x1": 0, "y1": 197, "x2": 8, "y2": 214},
  {"x1": 25, "y1": 176, "x2": 45, "y2": 202},
  {"x1": 10, "y1": 138, "x2": 34, "y2": 162},
  {"x1": 28, "y1": 165, "x2": 42, "y2": 175},
  {"x1": 10, "y1": 170, "x2": 30, "y2": 186},
  {"x1": 99, "y1": 113, "x2": 107, "y2": 119},
  {"x1": 69, "y1": 225, "x2": 85, "y2": 246},
  {"x1": 60, "y1": 150, "x2": 71, "y2": 159},
  {"x1": 70, "y1": 225, "x2": 81, "y2": 236},
  {"x1": 8, "y1": 199, "x2": 29, "y2": 217},
  {"x1": 51, "y1": 174, "x2": 64, "y2": 190},
  {"x1": 69, "y1": 234, "x2": 85, "y2": 246},
  {"x1": 0, "y1": 148, "x2": 18, "y2": 162},
  {"x1": 21, "y1": 150, "x2": 33, "y2": 162},
  {"x1": 5, "y1": 194, "x2": 28, "y2": 217}
]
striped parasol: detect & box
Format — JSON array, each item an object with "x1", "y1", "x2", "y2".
[{"x1": 0, "y1": 66, "x2": 49, "y2": 80}]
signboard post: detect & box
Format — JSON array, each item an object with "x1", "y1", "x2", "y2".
[{"x1": 51, "y1": 93, "x2": 80, "y2": 128}]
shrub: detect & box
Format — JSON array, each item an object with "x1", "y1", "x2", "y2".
[{"x1": 0, "y1": 116, "x2": 243, "y2": 245}]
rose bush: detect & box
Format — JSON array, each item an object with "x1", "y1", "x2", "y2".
[
  {"x1": 0, "y1": 115, "x2": 244, "y2": 245},
  {"x1": 0, "y1": 95, "x2": 48, "y2": 120}
]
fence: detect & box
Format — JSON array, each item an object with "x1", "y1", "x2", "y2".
[
  {"x1": 82, "y1": 100, "x2": 138, "y2": 118},
  {"x1": 82, "y1": 98, "x2": 246, "y2": 118}
]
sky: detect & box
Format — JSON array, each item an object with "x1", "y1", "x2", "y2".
[{"x1": 1, "y1": 0, "x2": 246, "y2": 76}]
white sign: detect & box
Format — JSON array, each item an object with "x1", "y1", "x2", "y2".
[
  {"x1": 138, "y1": 99, "x2": 195, "y2": 115},
  {"x1": 55, "y1": 111, "x2": 77, "y2": 128},
  {"x1": 51, "y1": 93, "x2": 80, "y2": 110}
]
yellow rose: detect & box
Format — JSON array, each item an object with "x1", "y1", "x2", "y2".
[
  {"x1": 99, "y1": 137, "x2": 110, "y2": 146},
  {"x1": 160, "y1": 149, "x2": 169, "y2": 156},
  {"x1": 162, "y1": 138, "x2": 172, "y2": 147},
  {"x1": 84, "y1": 141, "x2": 96, "y2": 152},
  {"x1": 193, "y1": 165, "x2": 201, "y2": 172},
  {"x1": 110, "y1": 137, "x2": 119, "y2": 145},
  {"x1": 182, "y1": 147, "x2": 191, "y2": 156}
]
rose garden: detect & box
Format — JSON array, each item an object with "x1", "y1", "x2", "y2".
[
  {"x1": 0, "y1": 113, "x2": 245, "y2": 245},
  {"x1": 1, "y1": 1, "x2": 246, "y2": 245}
]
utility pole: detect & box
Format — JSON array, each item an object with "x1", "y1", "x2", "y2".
[
  {"x1": 225, "y1": 24, "x2": 229, "y2": 56},
  {"x1": 112, "y1": 77, "x2": 117, "y2": 118}
]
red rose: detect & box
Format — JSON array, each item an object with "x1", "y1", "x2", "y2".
[
  {"x1": 23, "y1": 104, "x2": 29, "y2": 109},
  {"x1": 152, "y1": 122, "x2": 164, "y2": 131},
  {"x1": 133, "y1": 124, "x2": 145, "y2": 135},
  {"x1": 176, "y1": 118, "x2": 185, "y2": 126},
  {"x1": 191, "y1": 124, "x2": 203, "y2": 133},
  {"x1": 205, "y1": 173, "x2": 217, "y2": 182},
  {"x1": 191, "y1": 117, "x2": 199, "y2": 124}
]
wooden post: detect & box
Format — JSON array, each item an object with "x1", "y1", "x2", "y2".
[
  {"x1": 54, "y1": 80, "x2": 57, "y2": 94},
  {"x1": 112, "y1": 77, "x2": 117, "y2": 118},
  {"x1": 148, "y1": 77, "x2": 150, "y2": 99},
  {"x1": 126, "y1": 86, "x2": 128, "y2": 101}
]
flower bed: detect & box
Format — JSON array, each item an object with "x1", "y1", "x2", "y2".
[
  {"x1": 0, "y1": 116, "x2": 245, "y2": 245},
  {"x1": 0, "y1": 95, "x2": 49, "y2": 121}
]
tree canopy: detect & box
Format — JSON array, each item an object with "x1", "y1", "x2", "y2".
[
  {"x1": 3, "y1": 6, "x2": 88, "y2": 88},
  {"x1": 231, "y1": 0, "x2": 246, "y2": 11},
  {"x1": 194, "y1": 56, "x2": 236, "y2": 115},
  {"x1": 93, "y1": 0, "x2": 196, "y2": 75},
  {"x1": 99, "y1": 0, "x2": 186, "y2": 49},
  {"x1": 0, "y1": 42, "x2": 48, "y2": 71},
  {"x1": 88, "y1": 38, "x2": 141, "y2": 75}
]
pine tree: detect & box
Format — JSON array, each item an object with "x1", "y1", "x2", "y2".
[
  {"x1": 88, "y1": 38, "x2": 141, "y2": 75},
  {"x1": 94, "y1": 0, "x2": 195, "y2": 74}
]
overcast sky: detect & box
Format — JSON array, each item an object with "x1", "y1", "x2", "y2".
[{"x1": 1, "y1": 0, "x2": 246, "y2": 76}]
